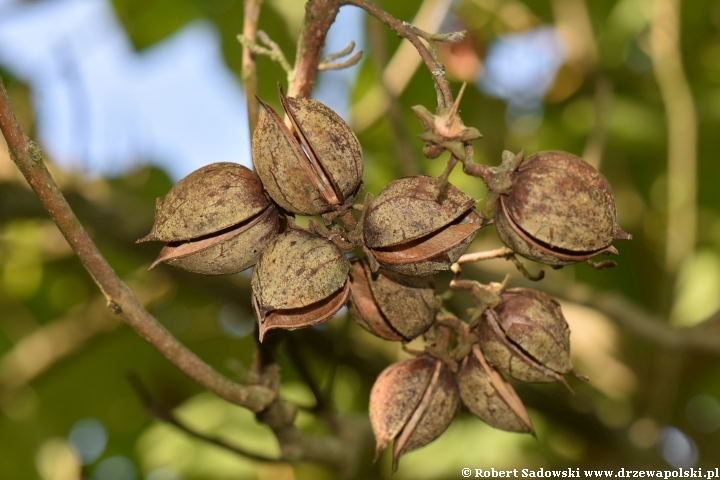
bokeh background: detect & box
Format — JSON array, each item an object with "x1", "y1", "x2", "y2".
[{"x1": 2, "y1": 0, "x2": 720, "y2": 478}]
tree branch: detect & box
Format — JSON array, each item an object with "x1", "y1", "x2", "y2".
[
  {"x1": 241, "y1": 0, "x2": 264, "y2": 135},
  {"x1": 343, "y1": 0, "x2": 453, "y2": 108},
  {"x1": 0, "y1": 75, "x2": 275, "y2": 413},
  {"x1": 342, "y1": 0, "x2": 496, "y2": 189},
  {"x1": 288, "y1": 0, "x2": 342, "y2": 98}
]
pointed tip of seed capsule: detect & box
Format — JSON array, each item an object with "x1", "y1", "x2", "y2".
[
  {"x1": 136, "y1": 233, "x2": 156, "y2": 244},
  {"x1": 372, "y1": 447, "x2": 383, "y2": 465},
  {"x1": 557, "y1": 374, "x2": 575, "y2": 394},
  {"x1": 615, "y1": 227, "x2": 632, "y2": 241},
  {"x1": 252, "y1": 295, "x2": 270, "y2": 343},
  {"x1": 258, "y1": 324, "x2": 268, "y2": 343},
  {"x1": 148, "y1": 258, "x2": 163, "y2": 270}
]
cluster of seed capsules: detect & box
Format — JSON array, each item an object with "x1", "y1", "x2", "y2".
[{"x1": 139, "y1": 88, "x2": 630, "y2": 471}]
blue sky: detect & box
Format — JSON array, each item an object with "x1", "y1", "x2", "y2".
[
  {"x1": 0, "y1": 0, "x2": 365, "y2": 180},
  {"x1": 0, "y1": 0, "x2": 563, "y2": 180}
]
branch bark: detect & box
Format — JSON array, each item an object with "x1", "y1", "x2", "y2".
[
  {"x1": 241, "y1": 0, "x2": 264, "y2": 135},
  {"x1": 0, "y1": 75, "x2": 275, "y2": 413},
  {"x1": 343, "y1": 0, "x2": 453, "y2": 108},
  {"x1": 288, "y1": 0, "x2": 342, "y2": 98}
]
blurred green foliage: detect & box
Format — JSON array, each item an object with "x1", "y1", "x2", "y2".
[{"x1": 2, "y1": 0, "x2": 720, "y2": 479}]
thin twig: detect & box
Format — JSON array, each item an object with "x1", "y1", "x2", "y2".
[
  {"x1": 127, "y1": 372, "x2": 280, "y2": 463},
  {"x1": 459, "y1": 143, "x2": 492, "y2": 186},
  {"x1": 453, "y1": 247, "x2": 544, "y2": 280},
  {"x1": 343, "y1": 0, "x2": 454, "y2": 108},
  {"x1": 322, "y1": 41, "x2": 356, "y2": 63},
  {"x1": 341, "y1": 0, "x2": 495, "y2": 192},
  {"x1": 318, "y1": 40, "x2": 364, "y2": 72},
  {"x1": 408, "y1": 25, "x2": 465, "y2": 44},
  {"x1": 507, "y1": 255, "x2": 545, "y2": 281},
  {"x1": 257, "y1": 31, "x2": 294, "y2": 77},
  {"x1": 350, "y1": 0, "x2": 456, "y2": 133},
  {"x1": 0, "y1": 75, "x2": 275, "y2": 413},
  {"x1": 319, "y1": 50, "x2": 363, "y2": 71},
  {"x1": 237, "y1": 31, "x2": 294, "y2": 86},
  {"x1": 456, "y1": 247, "x2": 515, "y2": 264},
  {"x1": 435, "y1": 154, "x2": 458, "y2": 193}
]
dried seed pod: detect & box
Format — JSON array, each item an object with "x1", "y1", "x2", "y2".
[
  {"x1": 457, "y1": 345, "x2": 534, "y2": 435},
  {"x1": 252, "y1": 87, "x2": 363, "y2": 215},
  {"x1": 363, "y1": 176, "x2": 484, "y2": 276},
  {"x1": 251, "y1": 229, "x2": 351, "y2": 341},
  {"x1": 494, "y1": 151, "x2": 631, "y2": 266},
  {"x1": 347, "y1": 259, "x2": 438, "y2": 341},
  {"x1": 477, "y1": 288, "x2": 578, "y2": 387},
  {"x1": 369, "y1": 355, "x2": 460, "y2": 472},
  {"x1": 138, "y1": 163, "x2": 279, "y2": 275},
  {"x1": 152, "y1": 206, "x2": 279, "y2": 275},
  {"x1": 496, "y1": 288, "x2": 572, "y2": 373}
]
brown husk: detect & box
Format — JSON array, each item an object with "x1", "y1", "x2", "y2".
[
  {"x1": 139, "y1": 163, "x2": 270, "y2": 243},
  {"x1": 254, "y1": 280, "x2": 351, "y2": 341},
  {"x1": 347, "y1": 260, "x2": 437, "y2": 340},
  {"x1": 369, "y1": 356, "x2": 436, "y2": 458},
  {"x1": 251, "y1": 230, "x2": 351, "y2": 339},
  {"x1": 494, "y1": 151, "x2": 631, "y2": 266},
  {"x1": 391, "y1": 358, "x2": 459, "y2": 472},
  {"x1": 151, "y1": 205, "x2": 279, "y2": 275},
  {"x1": 252, "y1": 88, "x2": 363, "y2": 215},
  {"x1": 369, "y1": 209, "x2": 484, "y2": 276},
  {"x1": 363, "y1": 176, "x2": 477, "y2": 249},
  {"x1": 457, "y1": 345, "x2": 534, "y2": 434},
  {"x1": 478, "y1": 308, "x2": 571, "y2": 388},
  {"x1": 347, "y1": 261, "x2": 404, "y2": 341}
]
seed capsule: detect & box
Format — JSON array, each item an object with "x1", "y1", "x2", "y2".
[
  {"x1": 494, "y1": 151, "x2": 630, "y2": 266},
  {"x1": 362, "y1": 176, "x2": 484, "y2": 276},
  {"x1": 477, "y1": 288, "x2": 578, "y2": 387},
  {"x1": 251, "y1": 229, "x2": 350, "y2": 341},
  {"x1": 347, "y1": 259, "x2": 438, "y2": 341},
  {"x1": 457, "y1": 345, "x2": 534, "y2": 435},
  {"x1": 252, "y1": 87, "x2": 363, "y2": 215},
  {"x1": 369, "y1": 355, "x2": 460, "y2": 472},
  {"x1": 138, "y1": 163, "x2": 279, "y2": 275}
]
